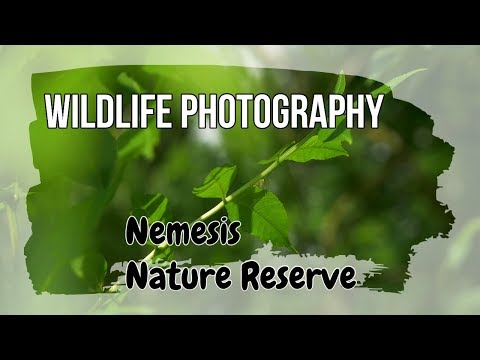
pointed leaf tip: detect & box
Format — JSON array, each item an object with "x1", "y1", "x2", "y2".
[
  {"x1": 371, "y1": 68, "x2": 427, "y2": 98},
  {"x1": 334, "y1": 70, "x2": 346, "y2": 95}
]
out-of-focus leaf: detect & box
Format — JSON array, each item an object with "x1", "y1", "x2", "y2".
[
  {"x1": 117, "y1": 126, "x2": 160, "y2": 161},
  {"x1": 117, "y1": 72, "x2": 146, "y2": 94},
  {"x1": 116, "y1": 72, "x2": 161, "y2": 161},
  {"x1": 5, "y1": 204, "x2": 17, "y2": 256},
  {"x1": 70, "y1": 252, "x2": 108, "y2": 292},
  {"x1": 371, "y1": 68, "x2": 427, "y2": 98},
  {"x1": 151, "y1": 245, "x2": 175, "y2": 264},
  {"x1": 334, "y1": 70, "x2": 346, "y2": 94},
  {"x1": 445, "y1": 217, "x2": 480, "y2": 270},
  {"x1": 131, "y1": 193, "x2": 169, "y2": 223}
]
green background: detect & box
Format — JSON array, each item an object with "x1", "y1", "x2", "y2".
[{"x1": 0, "y1": 45, "x2": 478, "y2": 314}]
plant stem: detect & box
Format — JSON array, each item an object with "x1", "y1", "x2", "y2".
[
  {"x1": 103, "y1": 68, "x2": 423, "y2": 297},
  {"x1": 106, "y1": 129, "x2": 317, "y2": 294},
  {"x1": 195, "y1": 161, "x2": 278, "y2": 221},
  {"x1": 197, "y1": 130, "x2": 315, "y2": 221}
]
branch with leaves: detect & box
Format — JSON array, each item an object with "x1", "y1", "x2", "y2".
[{"x1": 105, "y1": 68, "x2": 425, "y2": 294}]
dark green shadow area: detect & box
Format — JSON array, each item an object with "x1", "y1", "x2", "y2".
[{"x1": 25, "y1": 65, "x2": 454, "y2": 294}]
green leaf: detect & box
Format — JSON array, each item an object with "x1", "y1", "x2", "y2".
[
  {"x1": 116, "y1": 71, "x2": 159, "y2": 162},
  {"x1": 193, "y1": 165, "x2": 237, "y2": 200},
  {"x1": 130, "y1": 194, "x2": 170, "y2": 250},
  {"x1": 151, "y1": 245, "x2": 174, "y2": 264},
  {"x1": 117, "y1": 125, "x2": 160, "y2": 161},
  {"x1": 313, "y1": 68, "x2": 426, "y2": 149},
  {"x1": 70, "y1": 252, "x2": 108, "y2": 292},
  {"x1": 258, "y1": 140, "x2": 296, "y2": 165},
  {"x1": 334, "y1": 70, "x2": 346, "y2": 94},
  {"x1": 313, "y1": 70, "x2": 348, "y2": 145},
  {"x1": 226, "y1": 187, "x2": 292, "y2": 249},
  {"x1": 317, "y1": 115, "x2": 346, "y2": 143},
  {"x1": 371, "y1": 68, "x2": 427, "y2": 98},
  {"x1": 286, "y1": 128, "x2": 352, "y2": 162},
  {"x1": 261, "y1": 71, "x2": 348, "y2": 165},
  {"x1": 117, "y1": 72, "x2": 146, "y2": 94},
  {"x1": 131, "y1": 193, "x2": 169, "y2": 223},
  {"x1": 284, "y1": 70, "x2": 353, "y2": 163}
]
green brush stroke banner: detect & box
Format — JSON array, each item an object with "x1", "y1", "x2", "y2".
[{"x1": 25, "y1": 65, "x2": 454, "y2": 295}]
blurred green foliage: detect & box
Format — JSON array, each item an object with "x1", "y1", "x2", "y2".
[{"x1": 23, "y1": 64, "x2": 454, "y2": 295}]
